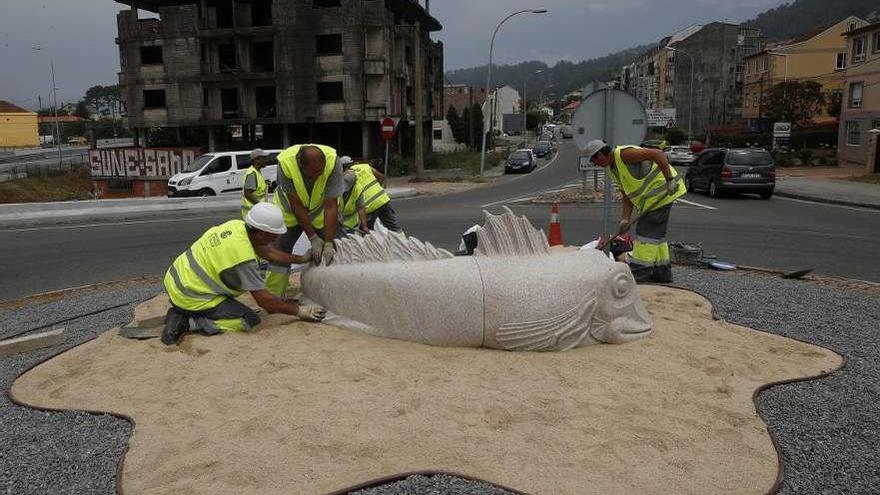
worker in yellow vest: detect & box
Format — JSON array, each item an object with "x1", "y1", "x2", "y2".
[
  {"x1": 339, "y1": 156, "x2": 400, "y2": 232},
  {"x1": 161, "y1": 203, "x2": 326, "y2": 345},
  {"x1": 241, "y1": 149, "x2": 270, "y2": 219},
  {"x1": 584, "y1": 140, "x2": 687, "y2": 283},
  {"x1": 267, "y1": 144, "x2": 343, "y2": 296}
]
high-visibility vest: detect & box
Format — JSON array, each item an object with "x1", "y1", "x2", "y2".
[
  {"x1": 608, "y1": 146, "x2": 686, "y2": 214},
  {"x1": 240, "y1": 166, "x2": 268, "y2": 219},
  {"x1": 272, "y1": 144, "x2": 337, "y2": 228},
  {"x1": 163, "y1": 219, "x2": 257, "y2": 312},
  {"x1": 350, "y1": 164, "x2": 390, "y2": 214}
]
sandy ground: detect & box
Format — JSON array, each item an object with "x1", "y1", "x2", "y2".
[{"x1": 12, "y1": 286, "x2": 840, "y2": 495}]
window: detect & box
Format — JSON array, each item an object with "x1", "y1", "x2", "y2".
[
  {"x1": 849, "y1": 22, "x2": 857, "y2": 32},
  {"x1": 235, "y1": 153, "x2": 252, "y2": 170},
  {"x1": 433, "y1": 129, "x2": 442, "y2": 140},
  {"x1": 251, "y1": 0, "x2": 272, "y2": 26},
  {"x1": 315, "y1": 34, "x2": 343, "y2": 56},
  {"x1": 846, "y1": 121, "x2": 862, "y2": 146},
  {"x1": 313, "y1": 0, "x2": 340, "y2": 6},
  {"x1": 874, "y1": 32, "x2": 880, "y2": 53},
  {"x1": 221, "y1": 87, "x2": 239, "y2": 118},
  {"x1": 836, "y1": 53, "x2": 846, "y2": 71},
  {"x1": 218, "y1": 42, "x2": 238, "y2": 72},
  {"x1": 255, "y1": 86, "x2": 276, "y2": 117},
  {"x1": 201, "y1": 156, "x2": 232, "y2": 175},
  {"x1": 143, "y1": 89, "x2": 166, "y2": 109},
  {"x1": 759, "y1": 57, "x2": 767, "y2": 72},
  {"x1": 210, "y1": 0, "x2": 234, "y2": 28},
  {"x1": 140, "y1": 45, "x2": 163, "y2": 65},
  {"x1": 317, "y1": 82, "x2": 344, "y2": 102},
  {"x1": 202, "y1": 87, "x2": 209, "y2": 106},
  {"x1": 849, "y1": 82, "x2": 863, "y2": 108},
  {"x1": 852, "y1": 36, "x2": 866, "y2": 63},
  {"x1": 252, "y1": 41, "x2": 274, "y2": 72}
]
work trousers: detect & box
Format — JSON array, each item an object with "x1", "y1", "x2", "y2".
[
  {"x1": 629, "y1": 204, "x2": 673, "y2": 283},
  {"x1": 367, "y1": 203, "x2": 401, "y2": 232},
  {"x1": 171, "y1": 297, "x2": 261, "y2": 334},
  {"x1": 266, "y1": 225, "x2": 313, "y2": 297}
]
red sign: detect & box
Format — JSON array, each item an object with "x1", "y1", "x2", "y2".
[{"x1": 380, "y1": 117, "x2": 396, "y2": 141}]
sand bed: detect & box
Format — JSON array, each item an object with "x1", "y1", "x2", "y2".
[{"x1": 12, "y1": 286, "x2": 840, "y2": 495}]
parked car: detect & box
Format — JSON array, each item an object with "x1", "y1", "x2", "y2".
[
  {"x1": 665, "y1": 146, "x2": 695, "y2": 166},
  {"x1": 641, "y1": 139, "x2": 669, "y2": 151},
  {"x1": 533, "y1": 141, "x2": 553, "y2": 158},
  {"x1": 167, "y1": 150, "x2": 282, "y2": 197},
  {"x1": 67, "y1": 136, "x2": 88, "y2": 145},
  {"x1": 505, "y1": 149, "x2": 537, "y2": 174},
  {"x1": 538, "y1": 132, "x2": 556, "y2": 143},
  {"x1": 685, "y1": 148, "x2": 775, "y2": 199}
]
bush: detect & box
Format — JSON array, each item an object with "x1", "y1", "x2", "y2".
[
  {"x1": 796, "y1": 148, "x2": 814, "y2": 165},
  {"x1": 665, "y1": 127, "x2": 687, "y2": 145}
]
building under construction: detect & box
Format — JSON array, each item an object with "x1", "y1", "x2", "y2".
[{"x1": 115, "y1": 0, "x2": 443, "y2": 158}]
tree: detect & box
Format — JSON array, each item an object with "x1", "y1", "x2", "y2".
[
  {"x1": 74, "y1": 101, "x2": 92, "y2": 120},
  {"x1": 446, "y1": 105, "x2": 467, "y2": 144},
  {"x1": 763, "y1": 81, "x2": 826, "y2": 128},
  {"x1": 827, "y1": 90, "x2": 842, "y2": 119},
  {"x1": 467, "y1": 104, "x2": 484, "y2": 150}
]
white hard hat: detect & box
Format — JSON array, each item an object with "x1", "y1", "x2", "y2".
[
  {"x1": 342, "y1": 169, "x2": 357, "y2": 191},
  {"x1": 583, "y1": 139, "x2": 607, "y2": 160},
  {"x1": 339, "y1": 156, "x2": 353, "y2": 166},
  {"x1": 250, "y1": 148, "x2": 269, "y2": 159},
  {"x1": 245, "y1": 203, "x2": 287, "y2": 235}
]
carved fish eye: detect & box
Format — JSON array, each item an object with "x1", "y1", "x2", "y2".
[{"x1": 612, "y1": 273, "x2": 633, "y2": 299}]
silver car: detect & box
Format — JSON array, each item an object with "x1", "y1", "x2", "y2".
[{"x1": 665, "y1": 146, "x2": 695, "y2": 166}]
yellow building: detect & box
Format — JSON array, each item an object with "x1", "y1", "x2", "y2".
[
  {"x1": 742, "y1": 16, "x2": 869, "y2": 131},
  {"x1": 0, "y1": 100, "x2": 39, "y2": 149}
]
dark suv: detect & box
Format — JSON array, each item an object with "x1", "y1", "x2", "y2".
[{"x1": 685, "y1": 148, "x2": 775, "y2": 199}]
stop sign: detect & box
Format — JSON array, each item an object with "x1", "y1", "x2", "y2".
[{"x1": 380, "y1": 117, "x2": 396, "y2": 141}]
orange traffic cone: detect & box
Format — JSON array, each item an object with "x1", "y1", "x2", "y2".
[{"x1": 548, "y1": 203, "x2": 563, "y2": 246}]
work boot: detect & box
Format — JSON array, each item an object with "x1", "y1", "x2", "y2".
[{"x1": 161, "y1": 307, "x2": 189, "y2": 345}]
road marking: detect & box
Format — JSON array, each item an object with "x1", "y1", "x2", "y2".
[
  {"x1": 775, "y1": 195, "x2": 880, "y2": 213},
  {"x1": 4, "y1": 215, "x2": 225, "y2": 232},
  {"x1": 675, "y1": 198, "x2": 717, "y2": 210}
]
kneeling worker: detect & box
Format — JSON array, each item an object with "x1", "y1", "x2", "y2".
[
  {"x1": 583, "y1": 139, "x2": 687, "y2": 283},
  {"x1": 241, "y1": 148, "x2": 271, "y2": 219},
  {"x1": 162, "y1": 203, "x2": 327, "y2": 345},
  {"x1": 339, "y1": 156, "x2": 401, "y2": 232}
]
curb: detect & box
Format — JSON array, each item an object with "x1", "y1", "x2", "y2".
[
  {"x1": 773, "y1": 190, "x2": 880, "y2": 210},
  {"x1": 0, "y1": 189, "x2": 419, "y2": 229}
]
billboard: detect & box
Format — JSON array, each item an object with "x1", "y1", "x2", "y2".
[
  {"x1": 89, "y1": 147, "x2": 200, "y2": 178},
  {"x1": 646, "y1": 108, "x2": 676, "y2": 128}
]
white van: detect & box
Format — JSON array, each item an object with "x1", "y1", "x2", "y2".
[{"x1": 167, "y1": 150, "x2": 282, "y2": 197}]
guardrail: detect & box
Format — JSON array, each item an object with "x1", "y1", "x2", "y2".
[{"x1": 0, "y1": 151, "x2": 89, "y2": 182}]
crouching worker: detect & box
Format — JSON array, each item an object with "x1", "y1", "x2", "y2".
[{"x1": 161, "y1": 203, "x2": 327, "y2": 345}]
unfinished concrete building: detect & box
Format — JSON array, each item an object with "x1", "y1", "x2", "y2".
[{"x1": 115, "y1": 0, "x2": 443, "y2": 159}]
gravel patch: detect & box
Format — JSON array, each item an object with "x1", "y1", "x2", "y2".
[
  {"x1": 675, "y1": 267, "x2": 880, "y2": 494},
  {"x1": 348, "y1": 474, "x2": 518, "y2": 495},
  {"x1": 3, "y1": 270, "x2": 878, "y2": 494},
  {"x1": 0, "y1": 282, "x2": 162, "y2": 495}
]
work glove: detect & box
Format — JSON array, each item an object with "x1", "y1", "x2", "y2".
[
  {"x1": 666, "y1": 177, "x2": 678, "y2": 195},
  {"x1": 296, "y1": 304, "x2": 327, "y2": 323},
  {"x1": 309, "y1": 234, "x2": 324, "y2": 265},
  {"x1": 320, "y1": 241, "x2": 336, "y2": 266}
]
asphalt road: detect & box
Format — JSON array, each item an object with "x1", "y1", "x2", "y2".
[{"x1": 1, "y1": 141, "x2": 878, "y2": 301}]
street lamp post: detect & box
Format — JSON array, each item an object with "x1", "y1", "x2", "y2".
[
  {"x1": 33, "y1": 46, "x2": 63, "y2": 165},
  {"x1": 669, "y1": 46, "x2": 694, "y2": 145},
  {"x1": 479, "y1": 8, "x2": 548, "y2": 176},
  {"x1": 523, "y1": 69, "x2": 544, "y2": 146}
]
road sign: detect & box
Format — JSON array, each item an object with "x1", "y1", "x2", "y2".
[
  {"x1": 773, "y1": 122, "x2": 792, "y2": 138},
  {"x1": 572, "y1": 89, "x2": 648, "y2": 152},
  {"x1": 380, "y1": 117, "x2": 396, "y2": 141}
]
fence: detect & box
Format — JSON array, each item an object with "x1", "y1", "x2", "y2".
[{"x1": 0, "y1": 151, "x2": 89, "y2": 182}]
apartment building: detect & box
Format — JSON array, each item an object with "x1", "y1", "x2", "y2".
[
  {"x1": 115, "y1": 0, "x2": 443, "y2": 158},
  {"x1": 838, "y1": 21, "x2": 880, "y2": 172}
]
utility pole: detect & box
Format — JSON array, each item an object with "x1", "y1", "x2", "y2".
[
  {"x1": 413, "y1": 21, "x2": 425, "y2": 180},
  {"x1": 468, "y1": 86, "x2": 474, "y2": 148},
  {"x1": 50, "y1": 58, "x2": 63, "y2": 165}
]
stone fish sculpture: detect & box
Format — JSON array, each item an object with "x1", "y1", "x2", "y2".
[{"x1": 302, "y1": 208, "x2": 653, "y2": 351}]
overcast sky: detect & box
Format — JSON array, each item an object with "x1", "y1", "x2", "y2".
[{"x1": 0, "y1": 0, "x2": 787, "y2": 109}]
